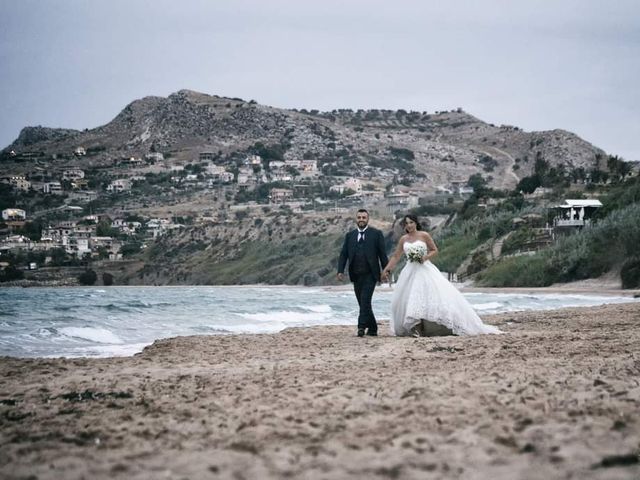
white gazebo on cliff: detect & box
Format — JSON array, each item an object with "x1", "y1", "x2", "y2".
[{"x1": 552, "y1": 199, "x2": 603, "y2": 228}]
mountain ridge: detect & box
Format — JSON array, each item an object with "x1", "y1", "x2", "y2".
[{"x1": 3, "y1": 89, "x2": 605, "y2": 191}]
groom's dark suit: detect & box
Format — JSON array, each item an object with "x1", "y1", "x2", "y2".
[{"x1": 338, "y1": 227, "x2": 388, "y2": 335}]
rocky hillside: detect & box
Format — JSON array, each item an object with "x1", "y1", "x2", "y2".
[
  {"x1": 2, "y1": 89, "x2": 605, "y2": 191},
  {"x1": 122, "y1": 212, "x2": 391, "y2": 286}
]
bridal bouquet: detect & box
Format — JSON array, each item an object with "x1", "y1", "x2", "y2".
[{"x1": 406, "y1": 243, "x2": 427, "y2": 263}]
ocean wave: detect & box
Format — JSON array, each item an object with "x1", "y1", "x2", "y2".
[
  {"x1": 471, "y1": 302, "x2": 504, "y2": 311},
  {"x1": 301, "y1": 304, "x2": 332, "y2": 313},
  {"x1": 240, "y1": 310, "x2": 334, "y2": 323},
  {"x1": 58, "y1": 327, "x2": 124, "y2": 344},
  {"x1": 53, "y1": 305, "x2": 76, "y2": 311}
]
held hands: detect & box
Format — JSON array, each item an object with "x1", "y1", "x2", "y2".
[{"x1": 336, "y1": 272, "x2": 344, "y2": 282}]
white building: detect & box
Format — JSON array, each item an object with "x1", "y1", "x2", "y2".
[
  {"x1": 245, "y1": 154, "x2": 262, "y2": 166},
  {"x1": 65, "y1": 237, "x2": 91, "y2": 258},
  {"x1": 146, "y1": 218, "x2": 172, "y2": 238},
  {"x1": 330, "y1": 177, "x2": 363, "y2": 194},
  {"x1": 284, "y1": 159, "x2": 302, "y2": 169},
  {"x1": 145, "y1": 152, "x2": 164, "y2": 162},
  {"x1": 62, "y1": 169, "x2": 85, "y2": 180},
  {"x1": 344, "y1": 178, "x2": 363, "y2": 193},
  {"x1": 107, "y1": 179, "x2": 132, "y2": 193},
  {"x1": 300, "y1": 160, "x2": 318, "y2": 172},
  {"x1": 9, "y1": 176, "x2": 31, "y2": 191},
  {"x1": 2, "y1": 208, "x2": 26, "y2": 221},
  {"x1": 208, "y1": 172, "x2": 234, "y2": 184},
  {"x1": 552, "y1": 199, "x2": 603, "y2": 228},
  {"x1": 269, "y1": 188, "x2": 294, "y2": 204},
  {"x1": 43, "y1": 182, "x2": 63, "y2": 194},
  {"x1": 269, "y1": 161, "x2": 285, "y2": 170},
  {"x1": 385, "y1": 191, "x2": 419, "y2": 213}
]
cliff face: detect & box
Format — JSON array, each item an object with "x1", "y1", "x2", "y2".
[
  {"x1": 124, "y1": 212, "x2": 362, "y2": 286},
  {"x1": 2, "y1": 89, "x2": 605, "y2": 191}
]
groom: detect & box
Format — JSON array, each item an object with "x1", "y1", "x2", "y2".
[{"x1": 337, "y1": 209, "x2": 389, "y2": 337}]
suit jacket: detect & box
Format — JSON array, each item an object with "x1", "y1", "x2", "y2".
[{"x1": 338, "y1": 226, "x2": 389, "y2": 282}]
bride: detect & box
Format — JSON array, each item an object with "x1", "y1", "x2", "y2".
[{"x1": 381, "y1": 214, "x2": 502, "y2": 336}]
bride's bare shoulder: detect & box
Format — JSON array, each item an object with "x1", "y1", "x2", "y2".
[{"x1": 419, "y1": 231, "x2": 435, "y2": 242}]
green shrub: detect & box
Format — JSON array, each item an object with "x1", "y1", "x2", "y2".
[
  {"x1": 501, "y1": 228, "x2": 536, "y2": 255},
  {"x1": 475, "y1": 254, "x2": 553, "y2": 287},
  {"x1": 0, "y1": 265, "x2": 24, "y2": 283},
  {"x1": 78, "y1": 269, "x2": 97, "y2": 285},
  {"x1": 432, "y1": 235, "x2": 482, "y2": 273},
  {"x1": 621, "y1": 258, "x2": 640, "y2": 289},
  {"x1": 102, "y1": 272, "x2": 114, "y2": 286},
  {"x1": 466, "y1": 251, "x2": 489, "y2": 275}
]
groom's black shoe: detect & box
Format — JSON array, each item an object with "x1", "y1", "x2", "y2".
[
  {"x1": 366, "y1": 331, "x2": 378, "y2": 336},
  {"x1": 357, "y1": 328, "x2": 365, "y2": 337}
]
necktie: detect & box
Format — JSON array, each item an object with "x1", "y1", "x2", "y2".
[{"x1": 358, "y1": 233, "x2": 364, "y2": 242}]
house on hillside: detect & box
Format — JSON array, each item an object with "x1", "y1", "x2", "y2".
[
  {"x1": 107, "y1": 179, "x2": 132, "y2": 193},
  {"x1": 145, "y1": 152, "x2": 164, "y2": 162},
  {"x1": 43, "y1": 182, "x2": 63, "y2": 194},
  {"x1": 330, "y1": 177, "x2": 363, "y2": 195},
  {"x1": 551, "y1": 199, "x2": 603, "y2": 232},
  {"x1": 62, "y1": 169, "x2": 85, "y2": 181},
  {"x1": 385, "y1": 190, "x2": 419, "y2": 213},
  {"x1": 9, "y1": 176, "x2": 31, "y2": 192},
  {"x1": 269, "y1": 188, "x2": 293, "y2": 204},
  {"x1": 2, "y1": 208, "x2": 27, "y2": 221},
  {"x1": 199, "y1": 152, "x2": 215, "y2": 162}
]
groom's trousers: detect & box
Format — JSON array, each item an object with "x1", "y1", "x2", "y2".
[{"x1": 353, "y1": 273, "x2": 377, "y2": 333}]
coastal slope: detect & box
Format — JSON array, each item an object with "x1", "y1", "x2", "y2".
[{"x1": 1, "y1": 303, "x2": 639, "y2": 479}]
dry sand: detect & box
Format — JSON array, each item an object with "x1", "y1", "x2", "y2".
[{"x1": 1, "y1": 303, "x2": 639, "y2": 479}]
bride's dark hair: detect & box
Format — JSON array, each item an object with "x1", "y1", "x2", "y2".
[{"x1": 403, "y1": 214, "x2": 422, "y2": 231}]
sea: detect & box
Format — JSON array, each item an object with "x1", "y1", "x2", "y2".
[{"x1": 0, "y1": 286, "x2": 637, "y2": 358}]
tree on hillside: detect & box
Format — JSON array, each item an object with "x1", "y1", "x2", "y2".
[
  {"x1": 607, "y1": 155, "x2": 633, "y2": 183},
  {"x1": 96, "y1": 219, "x2": 119, "y2": 237},
  {"x1": 18, "y1": 220, "x2": 43, "y2": 241},
  {"x1": 78, "y1": 269, "x2": 97, "y2": 285},
  {"x1": 467, "y1": 173, "x2": 488, "y2": 195}
]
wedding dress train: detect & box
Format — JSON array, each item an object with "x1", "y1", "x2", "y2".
[{"x1": 390, "y1": 240, "x2": 502, "y2": 336}]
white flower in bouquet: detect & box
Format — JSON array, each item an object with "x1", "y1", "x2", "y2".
[{"x1": 406, "y1": 243, "x2": 426, "y2": 263}]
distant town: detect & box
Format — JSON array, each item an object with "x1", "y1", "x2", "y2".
[{"x1": 1, "y1": 143, "x2": 481, "y2": 278}]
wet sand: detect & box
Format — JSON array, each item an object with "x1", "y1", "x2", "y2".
[{"x1": 1, "y1": 303, "x2": 639, "y2": 479}]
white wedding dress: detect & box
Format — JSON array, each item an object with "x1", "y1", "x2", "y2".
[{"x1": 390, "y1": 240, "x2": 502, "y2": 336}]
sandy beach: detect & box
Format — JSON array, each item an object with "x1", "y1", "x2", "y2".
[{"x1": 1, "y1": 302, "x2": 639, "y2": 479}]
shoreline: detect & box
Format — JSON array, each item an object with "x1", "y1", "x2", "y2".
[
  {"x1": 3, "y1": 282, "x2": 638, "y2": 298},
  {"x1": 1, "y1": 302, "x2": 639, "y2": 479}
]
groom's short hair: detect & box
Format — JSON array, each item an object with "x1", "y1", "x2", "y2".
[{"x1": 357, "y1": 208, "x2": 369, "y2": 215}]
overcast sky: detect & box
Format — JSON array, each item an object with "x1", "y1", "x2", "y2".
[{"x1": 1, "y1": 0, "x2": 639, "y2": 159}]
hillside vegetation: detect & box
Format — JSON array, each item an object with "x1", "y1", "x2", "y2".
[{"x1": 433, "y1": 175, "x2": 640, "y2": 288}]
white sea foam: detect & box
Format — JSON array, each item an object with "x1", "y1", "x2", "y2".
[
  {"x1": 3, "y1": 286, "x2": 639, "y2": 359},
  {"x1": 240, "y1": 310, "x2": 334, "y2": 323},
  {"x1": 302, "y1": 304, "x2": 333, "y2": 313},
  {"x1": 224, "y1": 323, "x2": 288, "y2": 334},
  {"x1": 44, "y1": 342, "x2": 151, "y2": 358},
  {"x1": 471, "y1": 302, "x2": 504, "y2": 311},
  {"x1": 59, "y1": 327, "x2": 123, "y2": 344}
]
